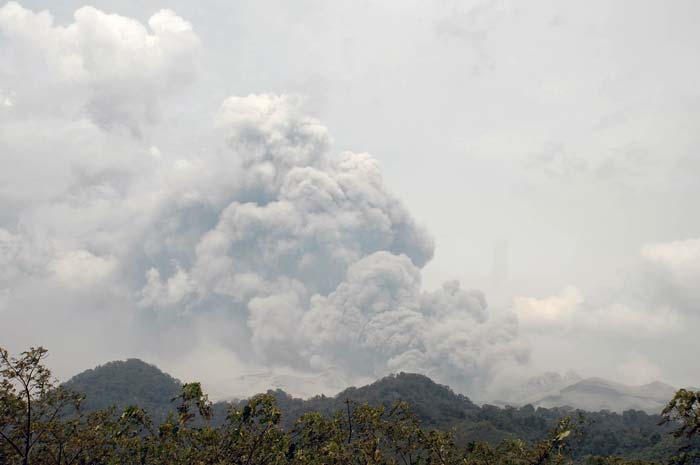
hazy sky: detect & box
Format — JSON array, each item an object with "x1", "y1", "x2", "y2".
[{"x1": 1, "y1": 0, "x2": 699, "y2": 400}]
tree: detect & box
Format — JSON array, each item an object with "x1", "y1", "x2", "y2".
[
  {"x1": 660, "y1": 389, "x2": 700, "y2": 464},
  {"x1": 0, "y1": 347, "x2": 82, "y2": 465},
  {"x1": 2, "y1": 345, "x2": 692, "y2": 465},
  {"x1": 662, "y1": 389, "x2": 700, "y2": 440}
]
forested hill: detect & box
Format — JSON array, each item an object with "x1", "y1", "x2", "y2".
[
  {"x1": 62, "y1": 360, "x2": 690, "y2": 461},
  {"x1": 264, "y1": 372, "x2": 480, "y2": 429},
  {"x1": 63, "y1": 363, "x2": 477, "y2": 428},
  {"x1": 62, "y1": 358, "x2": 183, "y2": 421}
]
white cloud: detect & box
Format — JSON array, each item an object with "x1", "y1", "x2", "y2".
[
  {"x1": 0, "y1": 2, "x2": 199, "y2": 135},
  {"x1": 514, "y1": 285, "x2": 583, "y2": 329},
  {"x1": 139, "y1": 266, "x2": 196, "y2": 309},
  {"x1": 514, "y1": 236, "x2": 700, "y2": 344},
  {"x1": 514, "y1": 285, "x2": 680, "y2": 337},
  {"x1": 0, "y1": 88, "x2": 13, "y2": 108},
  {"x1": 642, "y1": 238, "x2": 700, "y2": 287},
  {"x1": 511, "y1": 236, "x2": 700, "y2": 386},
  {"x1": 48, "y1": 249, "x2": 117, "y2": 289}
]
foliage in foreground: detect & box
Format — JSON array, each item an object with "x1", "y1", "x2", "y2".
[{"x1": 1, "y1": 346, "x2": 699, "y2": 465}]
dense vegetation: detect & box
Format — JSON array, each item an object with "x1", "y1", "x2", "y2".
[
  {"x1": 58, "y1": 360, "x2": 696, "y2": 461},
  {"x1": 62, "y1": 359, "x2": 183, "y2": 422},
  {"x1": 1, "y1": 347, "x2": 699, "y2": 465}
]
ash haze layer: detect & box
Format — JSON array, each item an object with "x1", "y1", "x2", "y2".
[
  {"x1": 0, "y1": 2, "x2": 527, "y2": 400},
  {"x1": 2, "y1": 0, "x2": 700, "y2": 400}
]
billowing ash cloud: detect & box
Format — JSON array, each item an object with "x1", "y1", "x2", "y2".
[
  {"x1": 0, "y1": 3, "x2": 527, "y2": 398},
  {"x1": 129, "y1": 93, "x2": 527, "y2": 395}
]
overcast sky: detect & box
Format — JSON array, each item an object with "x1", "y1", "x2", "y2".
[{"x1": 1, "y1": 0, "x2": 699, "y2": 400}]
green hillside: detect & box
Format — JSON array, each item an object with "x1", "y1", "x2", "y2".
[{"x1": 61, "y1": 359, "x2": 696, "y2": 461}]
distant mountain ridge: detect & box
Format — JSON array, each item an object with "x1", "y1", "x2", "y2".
[
  {"x1": 62, "y1": 360, "x2": 686, "y2": 416},
  {"x1": 510, "y1": 374, "x2": 679, "y2": 414}
]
